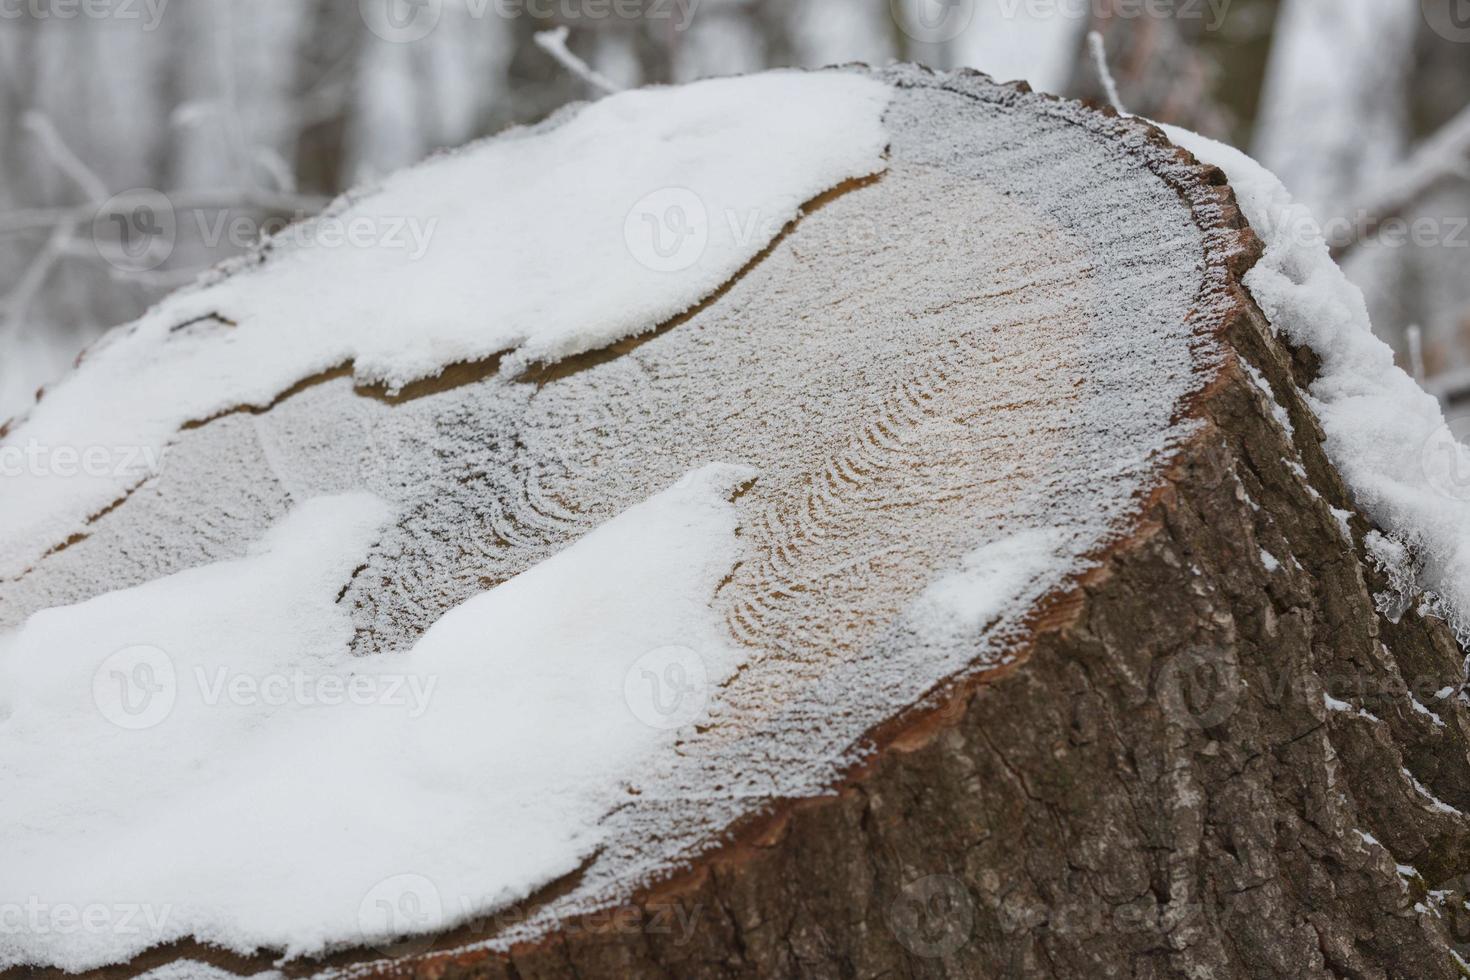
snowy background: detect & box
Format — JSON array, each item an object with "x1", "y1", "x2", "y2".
[{"x1": 1, "y1": 0, "x2": 1468, "y2": 424}]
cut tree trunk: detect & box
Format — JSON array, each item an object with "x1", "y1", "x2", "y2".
[{"x1": 7, "y1": 68, "x2": 1470, "y2": 980}]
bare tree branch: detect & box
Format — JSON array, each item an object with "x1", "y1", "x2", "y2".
[
  {"x1": 1332, "y1": 103, "x2": 1470, "y2": 261},
  {"x1": 1407, "y1": 324, "x2": 1426, "y2": 385},
  {"x1": 2, "y1": 106, "x2": 329, "y2": 358},
  {"x1": 1, "y1": 220, "x2": 77, "y2": 332},
  {"x1": 535, "y1": 27, "x2": 621, "y2": 97},
  {"x1": 104, "y1": 265, "x2": 208, "y2": 289},
  {"x1": 1086, "y1": 31, "x2": 1129, "y2": 117},
  {"x1": 21, "y1": 112, "x2": 108, "y2": 202}
]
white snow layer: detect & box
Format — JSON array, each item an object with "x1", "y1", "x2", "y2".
[
  {"x1": 0, "y1": 464, "x2": 755, "y2": 971},
  {"x1": 0, "y1": 71, "x2": 890, "y2": 580},
  {"x1": 1163, "y1": 124, "x2": 1470, "y2": 645}
]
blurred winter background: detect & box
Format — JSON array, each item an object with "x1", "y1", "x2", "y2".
[{"x1": 1, "y1": 0, "x2": 1467, "y2": 425}]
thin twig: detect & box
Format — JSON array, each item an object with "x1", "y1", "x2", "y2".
[
  {"x1": 1407, "y1": 325, "x2": 1426, "y2": 386},
  {"x1": 1, "y1": 221, "x2": 76, "y2": 331},
  {"x1": 105, "y1": 265, "x2": 206, "y2": 289},
  {"x1": 534, "y1": 26, "x2": 621, "y2": 97},
  {"x1": 22, "y1": 112, "x2": 108, "y2": 202},
  {"x1": 3, "y1": 92, "x2": 329, "y2": 370},
  {"x1": 1087, "y1": 31, "x2": 1129, "y2": 117}
]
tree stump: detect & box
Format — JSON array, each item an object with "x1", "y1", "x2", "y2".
[{"x1": 3, "y1": 67, "x2": 1468, "y2": 980}]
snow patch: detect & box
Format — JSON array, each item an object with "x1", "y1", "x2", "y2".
[
  {"x1": 1402, "y1": 766, "x2": 1463, "y2": 817},
  {"x1": 0, "y1": 464, "x2": 755, "y2": 971},
  {"x1": 1411, "y1": 693, "x2": 1446, "y2": 728},
  {"x1": 912, "y1": 529, "x2": 1074, "y2": 635},
  {"x1": 1324, "y1": 691, "x2": 1379, "y2": 722},
  {"x1": 1241, "y1": 360, "x2": 1295, "y2": 440}
]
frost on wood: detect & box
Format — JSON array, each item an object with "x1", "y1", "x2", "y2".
[
  {"x1": 0, "y1": 70, "x2": 891, "y2": 582},
  {"x1": 1, "y1": 66, "x2": 1250, "y2": 970}
]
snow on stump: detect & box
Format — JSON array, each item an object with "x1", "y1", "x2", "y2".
[{"x1": 3, "y1": 67, "x2": 1470, "y2": 979}]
